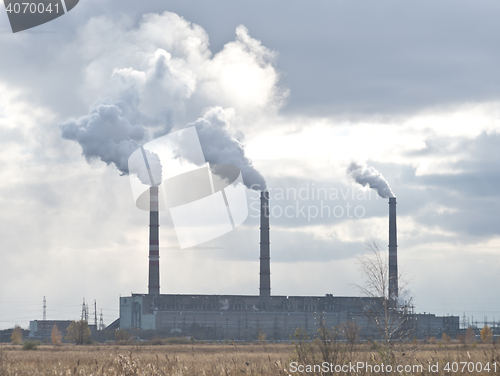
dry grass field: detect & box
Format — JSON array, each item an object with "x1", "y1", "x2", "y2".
[
  {"x1": 1, "y1": 342, "x2": 291, "y2": 376},
  {"x1": 0, "y1": 341, "x2": 499, "y2": 375}
]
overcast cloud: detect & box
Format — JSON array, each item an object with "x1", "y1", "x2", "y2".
[{"x1": 0, "y1": 0, "x2": 499, "y2": 329}]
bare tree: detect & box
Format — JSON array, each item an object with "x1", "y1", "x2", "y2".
[
  {"x1": 354, "y1": 241, "x2": 412, "y2": 343},
  {"x1": 292, "y1": 320, "x2": 352, "y2": 374},
  {"x1": 341, "y1": 321, "x2": 360, "y2": 345},
  {"x1": 465, "y1": 327, "x2": 475, "y2": 343}
]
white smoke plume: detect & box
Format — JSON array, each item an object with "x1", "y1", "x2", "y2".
[
  {"x1": 78, "y1": 12, "x2": 286, "y2": 120},
  {"x1": 128, "y1": 147, "x2": 163, "y2": 187},
  {"x1": 347, "y1": 162, "x2": 395, "y2": 198},
  {"x1": 188, "y1": 107, "x2": 267, "y2": 191},
  {"x1": 60, "y1": 12, "x2": 278, "y2": 189},
  {"x1": 60, "y1": 99, "x2": 166, "y2": 187},
  {"x1": 60, "y1": 102, "x2": 144, "y2": 174}
]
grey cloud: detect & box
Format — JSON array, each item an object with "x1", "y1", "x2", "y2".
[
  {"x1": 7, "y1": 0, "x2": 500, "y2": 122},
  {"x1": 259, "y1": 161, "x2": 499, "y2": 247},
  {"x1": 226, "y1": 225, "x2": 368, "y2": 263},
  {"x1": 0, "y1": 126, "x2": 25, "y2": 144},
  {"x1": 377, "y1": 147, "x2": 500, "y2": 240},
  {"x1": 96, "y1": 0, "x2": 500, "y2": 118},
  {"x1": 406, "y1": 132, "x2": 500, "y2": 199}
]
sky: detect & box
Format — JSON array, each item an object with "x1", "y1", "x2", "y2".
[{"x1": 1, "y1": 0, "x2": 499, "y2": 330}]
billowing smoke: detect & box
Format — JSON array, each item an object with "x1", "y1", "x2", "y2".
[
  {"x1": 61, "y1": 100, "x2": 164, "y2": 186},
  {"x1": 347, "y1": 162, "x2": 395, "y2": 198},
  {"x1": 128, "y1": 147, "x2": 163, "y2": 187},
  {"x1": 60, "y1": 102, "x2": 144, "y2": 174},
  {"x1": 61, "y1": 103, "x2": 263, "y2": 190},
  {"x1": 188, "y1": 107, "x2": 267, "y2": 191},
  {"x1": 61, "y1": 12, "x2": 278, "y2": 191}
]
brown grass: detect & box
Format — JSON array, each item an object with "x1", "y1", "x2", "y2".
[
  {"x1": 0, "y1": 342, "x2": 291, "y2": 375},
  {"x1": 0, "y1": 341, "x2": 498, "y2": 375}
]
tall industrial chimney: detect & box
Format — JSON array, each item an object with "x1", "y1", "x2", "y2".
[
  {"x1": 388, "y1": 197, "x2": 398, "y2": 299},
  {"x1": 259, "y1": 191, "x2": 271, "y2": 297},
  {"x1": 148, "y1": 186, "x2": 160, "y2": 295}
]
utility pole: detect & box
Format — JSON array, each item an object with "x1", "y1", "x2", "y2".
[
  {"x1": 81, "y1": 298, "x2": 88, "y2": 322},
  {"x1": 94, "y1": 300, "x2": 97, "y2": 329},
  {"x1": 99, "y1": 309, "x2": 104, "y2": 331},
  {"x1": 43, "y1": 296, "x2": 46, "y2": 321}
]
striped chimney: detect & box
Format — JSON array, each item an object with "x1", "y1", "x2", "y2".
[
  {"x1": 148, "y1": 186, "x2": 160, "y2": 295},
  {"x1": 388, "y1": 197, "x2": 398, "y2": 299},
  {"x1": 259, "y1": 191, "x2": 271, "y2": 297}
]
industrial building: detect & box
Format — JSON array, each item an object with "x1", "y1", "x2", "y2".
[
  {"x1": 28, "y1": 320, "x2": 75, "y2": 341},
  {"x1": 413, "y1": 314, "x2": 460, "y2": 339},
  {"x1": 120, "y1": 294, "x2": 385, "y2": 340},
  {"x1": 118, "y1": 191, "x2": 460, "y2": 340}
]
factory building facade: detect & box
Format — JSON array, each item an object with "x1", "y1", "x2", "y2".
[
  {"x1": 29, "y1": 320, "x2": 74, "y2": 341},
  {"x1": 118, "y1": 191, "x2": 459, "y2": 341},
  {"x1": 119, "y1": 293, "x2": 459, "y2": 340},
  {"x1": 120, "y1": 294, "x2": 384, "y2": 340},
  {"x1": 413, "y1": 314, "x2": 460, "y2": 338}
]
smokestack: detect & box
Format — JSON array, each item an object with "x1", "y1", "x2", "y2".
[
  {"x1": 388, "y1": 197, "x2": 398, "y2": 299},
  {"x1": 259, "y1": 191, "x2": 271, "y2": 297},
  {"x1": 148, "y1": 186, "x2": 160, "y2": 295}
]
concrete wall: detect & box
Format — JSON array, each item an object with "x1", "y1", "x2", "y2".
[
  {"x1": 131, "y1": 294, "x2": 380, "y2": 313},
  {"x1": 154, "y1": 310, "x2": 373, "y2": 340},
  {"x1": 414, "y1": 314, "x2": 460, "y2": 337},
  {"x1": 28, "y1": 320, "x2": 74, "y2": 340},
  {"x1": 120, "y1": 294, "x2": 384, "y2": 340},
  {"x1": 119, "y1": 294, "x2": 459, "y2": 340}
]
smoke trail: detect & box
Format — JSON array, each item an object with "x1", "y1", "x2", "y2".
[
  {"x1": 129, "y1": 147, "x2": 163, "y2": 186},
  {"x1": 61, "y1": 101, "x2": 165, "y2": 186},
  {"x1": 60, "y1": 13, "x2": 275, "y2": 191},
  {"x1": 61, "y1": 103, "x2": 263, "y2": 190},
  {"x1": 60, "y1": 102, "x2": 144, "y2": 174},
  {"x1": 347, "y1": 162, "x2": 395, "y2": 198},
  {"x1": 188, "y1": 107, "x2": 267, "y2": 191}
]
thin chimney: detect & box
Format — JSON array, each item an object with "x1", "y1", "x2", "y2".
[
  {"x1": 148, "y1": 186, "x2": 160, "y2": 295},
  {"x1": 260, "y1": 191, "x2": 271, "y2": 297},
  {"x1": 388, "y1": 197, "x2": 398, "y2": 299}
]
